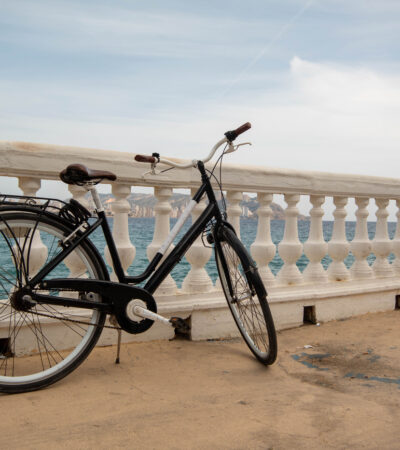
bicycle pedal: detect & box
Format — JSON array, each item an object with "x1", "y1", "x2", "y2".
[{"x1": 169, "y1": 317, "x2": 191, "y2": 334}]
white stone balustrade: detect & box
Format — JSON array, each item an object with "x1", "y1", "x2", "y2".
[
  {"x1": 226, "y1": 191, "x2": 242, "y2": 235},
  {"x1": 250, "y1": 193, "x2": 276, "y2": 286},
  {"x1": 68, "y1": 184, "x2": 90, "y2": 209},
  {"x1": 372, "y1": 198, "x2": 393, "y2": 278},
  {"x1": 327, "y1": 196, "x2": 350, "y2": 281},
  {"x1": 277, "y1": 194, "x2": 303, "y2": 285},
  {"x1": 182, "y1": 189, "x2": 213, "y2": 294},
  {"x1": 65, "y1": 184, "x2": 92, "y2": 278},
  {"x1": 350, "y1": 197, "x2": 372, "y2": 280},
  {"x1": 147, "y1": 187, "x2": 177, "y2": 295},
  {"x1": 104, "y1": 183, "x2": 136, "y2": 280},
  {"x1": 392, "y1": 199, "x2": 400, "y2": 275},
  {"x1": 17, "y1": 177, "x2": 48, "y2": 277},
  {"x1": 303, "y1": 195, "x2": 327, "y2": 283},
  {"x1": 3, "y1": 140, "x2": 400, "y2": 343}
]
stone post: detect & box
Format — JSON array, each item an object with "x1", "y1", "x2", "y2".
[
  {"x1": 250, "y1": 193, "x2": 276, "y2": 286},
  {"x1": 104, "y1": 184, "x2": 136, "y2": 280},
  {"x1": 303, "y1": 195, "x2": 328, "y2": 283},
  {"x1": 182, "y1": 189, "x2": 213, "y2": 293},
  {"x1": 147, "y1": 187, "x2": 177, "y2": 295},
  {"x1": 327, "y1": 196, "x2": 350, "y2": 281},
  {"x1": 18, "y1": 177, "x2": 47, "y2": 277},
  {"x1": 64, "y1": 185, "x2": 93, "y2": 278},
  {"x1": 226, "y1": 191, "x2": 242, "y2": 236},
  {"x1": 350, "y1": 197, "x2": 373, "y2": 279},
  {"x1": 392, "y1": 199, "x2": 400, "y2": 275},
  {"x1": 276, "y1": 194, "x2": 303, "y2": 285},
  {"x1": 372, "y1": 198, "x2": 393, "y2": 278}
]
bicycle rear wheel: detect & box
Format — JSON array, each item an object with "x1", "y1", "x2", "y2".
[
  {"x1": 215, "y1": 226, "x2": 277, "y2": 365},
  {"x1": 0, "y1": 211, "x2": 107, "y2": 393}
]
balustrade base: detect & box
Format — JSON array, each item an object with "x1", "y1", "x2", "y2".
[
  {"x1": 97, "y1": 279, "x2": 400, "y2": 344},
  {"x1": 2, "y1": 280, "x2": 399, "y2": 352}
]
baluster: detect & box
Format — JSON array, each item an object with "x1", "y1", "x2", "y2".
[
  {"x1": 64, "y1": 185, "x2": 92, "y2": 278},
  {"x1": 250, "y1": 193, "x2": 276, "y2": 286},
  {"x1": 392, "y1": 199, "x2": 400, "y2": 275},
  {"x1": 303, "y1": 195, "x2": 328, "y2": 283},
  {"x1": 372, "y1": 198, "x2": 393, "y2": 278},
  {"x1": 350, "y1": 197, "x2": 373, "y2": 279},
  {"x1": 68, "y1": 184, "x2": 90, "y2": 209},
  {"x1": 182, "y1": 189, "x2": 213, "y2": 293},
  {"x1": 276, "y1": 194, "x2": 303, "y2": 285},
  {"x1": 104, "y1": 184, "x2": 136, "y2": 280},
  {"x1": 327, "y1": 196, "x2": 350, "y2": 281},
  {"x1": 18, "y1": 176, "x2": 41, "y2": 199},
  {"x1": 147, "y1": 187, "x2": 177, "y2": 295},
  {"x1": 18, "y1": 177, "x2": 47, "y2": 276},
  {"x1": 213, "y1": 190, "x2": 242, "y2": 290},
  {"x1": 226, "y1": 191, "x2": 242, "y2": 235}
]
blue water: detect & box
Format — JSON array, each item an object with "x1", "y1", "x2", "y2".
[{"x1": 87, "y1": 218, "x2": 397, "y2": 287}]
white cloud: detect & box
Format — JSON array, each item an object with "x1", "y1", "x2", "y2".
[
  {"x1": 222, "y1": 57, "x2": 400, "y2": 181},
  {"x1": 2, "y1": 56, "x2": 400, "y2": 174},
  {"x1": 290, "y1": 56, "x2": 400, "y2": 114},
  {"x1": 1, "y1": 56, "x2": 400, "y2": 220}
]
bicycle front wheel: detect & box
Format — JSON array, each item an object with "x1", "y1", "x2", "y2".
[
  {"x1": 215, "y1": 226, "x2": 277, "y2": 365},
  {"x1": 0, "y1": 211, "x2": 107, "y2": 393}
]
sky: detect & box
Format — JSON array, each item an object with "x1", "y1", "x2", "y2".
[{"x1": 1, "y1": 0, "x2": 400, "y2": 218}]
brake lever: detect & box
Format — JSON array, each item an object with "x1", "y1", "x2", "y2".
[
  {"x1": 236, "y1": 142, "x2": 252, "y2": 149},
  {"x1": 224, "y1": 142, "x2": 252, "y2": 154},
  {"x1": 141, "y1": 162, "x2": 175, "y2": 178},
  {"x1": 141, "y1": 162, "x2": 159, "y2": 178}
]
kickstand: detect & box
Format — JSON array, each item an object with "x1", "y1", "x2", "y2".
[{"x1": 115, "y1": 328, "x2": 122, "y2": 364}]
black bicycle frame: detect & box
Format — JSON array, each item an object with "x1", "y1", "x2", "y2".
[{"x1": 28, "y1": 161, "x2": 223, "y2": 300}]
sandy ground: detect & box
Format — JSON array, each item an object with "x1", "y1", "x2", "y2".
[{"x1": 2, "y1": 310, "x2": 400, "y2": 450}]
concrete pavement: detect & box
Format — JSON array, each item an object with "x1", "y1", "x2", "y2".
[{"x1": 3, "y1": 310, "x2": 400, "y2": 449}]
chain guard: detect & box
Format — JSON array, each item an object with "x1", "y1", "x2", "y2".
[
  {"x1": 113, "y1": 289, "x2": 157, "y2": 334},
  {"x1": 39, "y1": 278, "x2": 158, "y2": 335}
]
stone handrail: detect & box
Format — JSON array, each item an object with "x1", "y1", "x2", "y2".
[
  {"x1": 2, "y1": 141, "x2": 400, "y2": 196},
  {"x1": 1, "y1": 140, "x2": 400, "y2": 340}
]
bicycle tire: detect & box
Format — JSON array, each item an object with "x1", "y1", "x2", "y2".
[
  {"x1": 0, "y1": 211, "x2": 107, "y2": 393},
  {"x1": 215, "y1": 225, "x2": 277, "y2": 365}
]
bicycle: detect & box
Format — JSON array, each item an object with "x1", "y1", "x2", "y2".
[{"x1": 0, "y1": 122, "x2": 277, "y2": 393}]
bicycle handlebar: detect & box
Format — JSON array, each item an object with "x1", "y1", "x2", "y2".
[
  {"x1": 134, "y1": 122, "x2": 251, "y2": 170},
  {"x1": 134, "y1": 154, "x2": 157, "y2": 164},
  {"x1": 224, "y1": 122, "x2": 251, "y2": 142}
]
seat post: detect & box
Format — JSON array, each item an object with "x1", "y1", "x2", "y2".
[{"x1": 88, "y1": 186, "x2": 104, "y2": 213}]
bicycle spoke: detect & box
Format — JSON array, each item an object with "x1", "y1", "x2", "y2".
[
  {"x1": 40, "y1": 303, "x2": 88, "y2": 336},
  {"x1": 217, "y1": 233, "x2": 276, "y2": 362},
  {"x1": 23, "y1": 312, "x2": 62, "y2": 366},
  {"x1": 0, "y1": 212, "x2": 105, "y2": 391}
]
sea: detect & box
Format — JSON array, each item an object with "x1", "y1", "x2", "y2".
[{"x1": 88, "y1": 218, "x2": 397, "y2": 287}]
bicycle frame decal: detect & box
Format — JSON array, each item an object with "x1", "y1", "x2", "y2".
[{"x1": 159, "y1": 199, "x2": 197, "y2": 255}]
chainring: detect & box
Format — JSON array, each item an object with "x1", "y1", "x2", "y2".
[{"x1": 113, "y1": 290, "x2": 157, "y2": 334}]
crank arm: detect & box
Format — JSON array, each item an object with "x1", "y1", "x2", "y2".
[
  {"x1": 133, "y1": 306, "x2": 172, "y2": 326},
  {"x1": 133, "y1": 307, "x2": 191, "y2": 334}
]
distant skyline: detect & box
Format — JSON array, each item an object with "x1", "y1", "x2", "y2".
[{"x1": 1, "y1": 0, "x2": 400, "y2": 219}]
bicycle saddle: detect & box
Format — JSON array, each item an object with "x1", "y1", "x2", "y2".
[{"x1": 60, "y1": 164, "x2": 117, "y2": 185}]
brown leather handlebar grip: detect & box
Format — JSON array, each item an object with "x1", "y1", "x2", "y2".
[
  {"x1": 224, "y1": 122, "x2": 251, "y2": 141},
  {"x1": 234, "y1": 122, "x2": 251, "y2": 136},
  {"x1": 135, "y1": 154, "x2": 156, "y2": 163}
]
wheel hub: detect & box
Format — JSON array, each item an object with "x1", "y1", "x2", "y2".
[{"x1": 10, "y1": 289, "x2": 36, "y2": 312}]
